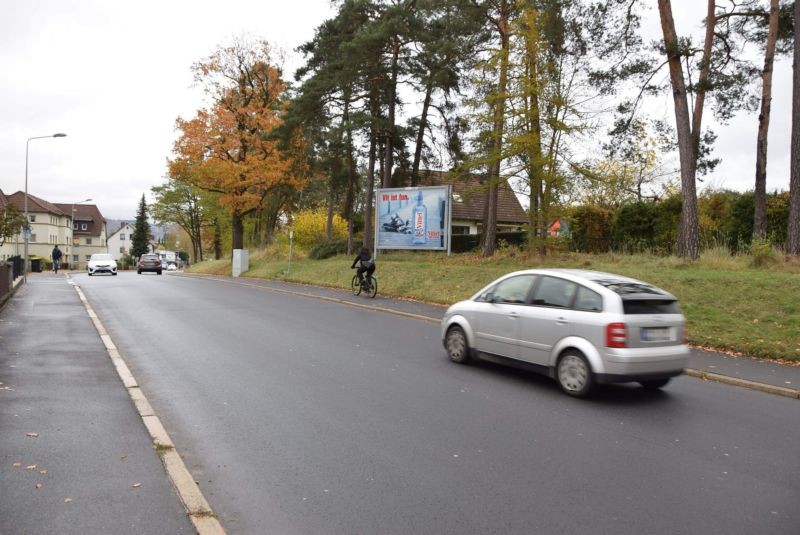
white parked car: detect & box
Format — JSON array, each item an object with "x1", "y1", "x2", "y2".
[
  {"x1": 87, "y1": 253, "x2": 118, "y2": 276},
  {"x1": 441, "y1": 269, "x2": 689, "y2": 397}
]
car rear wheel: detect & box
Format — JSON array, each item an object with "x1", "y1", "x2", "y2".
[
  {"x1": 157, "y1": 270, "x2": 162, "y2": 275},
  {"x1": 445, "y1": 325, "x2": 471, "y2": 364},
  {"x1": 639, "y1": 378, "x2": 671, "y2": 390},
  {"x1": 557, "y1": 351, "x2": 594, "y2": 398}
]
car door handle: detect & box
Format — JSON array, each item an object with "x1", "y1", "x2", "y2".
[
  {"x1": 556, "y1": 316, "x2": 568, "y2": 325},
  {"x1": 508, "y1": 311, "x2": 519, "y2": 318}
]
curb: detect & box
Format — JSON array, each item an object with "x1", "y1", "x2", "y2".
[
  {"x1": 683, "y1": 368, "x2": 800, "y2": 400},
  {"x1": 69, "y1": 277, "x2": 226, "y2": 534}
]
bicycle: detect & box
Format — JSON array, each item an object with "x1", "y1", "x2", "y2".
[{"x1": 351, "y1": 270, "x2": 378, "y2": 298}]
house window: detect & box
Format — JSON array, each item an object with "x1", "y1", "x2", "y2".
[
  {"x1": 86, "y1": 238, "x2": 92, "y2": 245},
  {"x1": 452, "y1": 225, "x2": 470, "y2": 235},
  {"x1": 30, "y1": 234, "x2": 37, "y2": 242},
  {"x1": 30, "y1": 215, "x2": 36, "y2": 222},
  {"x1": 119, "y1": 247, "x2": 125, "y2": 254},
  {"x1": 73, "y1": 255, "x2": 79, "y2": 262},
  {"x1": 120, "y1": 234, "x2": 126, "y2": 240},
  {"x1": 81, "y1": 224, "x2": 87, "y2": 230},
  {"x1": 73, "y1": 223, "x2": 78, "y2": 230},
  {"x1": 85, "y1": 255, "x2": 91, "y2": 262}
]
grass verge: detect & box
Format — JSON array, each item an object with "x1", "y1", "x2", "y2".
[{"x1": 187, "y1": 248, "x2": 800, "y2": 362}]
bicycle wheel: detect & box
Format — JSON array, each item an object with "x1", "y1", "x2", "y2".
[
  {"x1": 366, "y1": 276, "x2": 377, "y2": 298},
  {"x1": 351, "y1": 274, "x2": 362, "y2": 296}
]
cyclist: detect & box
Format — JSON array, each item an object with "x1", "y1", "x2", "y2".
[
  {"x1": 51, "y1": 245, "x2": 63, "y2": 274},
  {"x1": 351, "y1": 246, "x2": 375, "y2": 288}
]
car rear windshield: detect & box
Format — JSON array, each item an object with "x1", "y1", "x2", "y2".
[
  {"x1": 622, "y1": 299, "x2": 680, "y2": 315},
  {"x1": 594, "y1": 279, "x2": 668, "y2": 296},
  {"x1": 142, "y1": 255, "x2": 159, "y2": 260}
]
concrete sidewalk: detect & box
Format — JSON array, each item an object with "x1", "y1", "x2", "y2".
[
  {"x1": 0, "y1": 273, "x2": 194, "y2": 534},
  {"x1": 182, "y1": 273, "x2": 800, "y2": 399}
]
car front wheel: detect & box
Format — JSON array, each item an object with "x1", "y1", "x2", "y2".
[
  {"x1": 557, "y1": 351, "x2": 594, "y2": 398},
  {"x1": 445, "y1": 325, "x2": 471, "y2": 364}
]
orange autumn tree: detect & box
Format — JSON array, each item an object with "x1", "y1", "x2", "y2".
[{"x1": 169, "y1": 38, "x2": 305, "y2": 250}]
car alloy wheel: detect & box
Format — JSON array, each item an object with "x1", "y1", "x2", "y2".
[
  {"x1": 445, "y1": 326, "x2": 470, "y2": 364},
  {"x1": 557, "y1": 351, "x2": 593, "y2": 397}
]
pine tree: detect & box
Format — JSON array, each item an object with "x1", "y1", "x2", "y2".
[{"x1": 131, "y1": 194, "x2": 151, "y2": 259}]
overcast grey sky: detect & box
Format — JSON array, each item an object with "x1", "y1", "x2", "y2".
[{"x1": 0, "y1": 1, "x2": 793, "y2": 220}]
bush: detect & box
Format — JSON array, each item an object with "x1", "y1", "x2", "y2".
[
  {"x1": 309, "y1": 239, "x2": 348, "y2": 260},
  {"x1": 749, "y1": 238, "x2": 777, "y2": 267},
  {"x1": 450, "y1": 231, "x2": 527, "y2": 253},
  {"x1": 570, "y1": 206, "x2": 612, "y2": 253},
  {"x1": 291, "y1": 209, "x2": 348, "y2": 248}
]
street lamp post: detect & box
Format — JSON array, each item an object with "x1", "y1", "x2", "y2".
[
  {"x1": 23, "y1": 133, "x2": 66, "y2": 283},
  {"x1": 71, "y1": 198, "x2": 91, "y2": 270}
]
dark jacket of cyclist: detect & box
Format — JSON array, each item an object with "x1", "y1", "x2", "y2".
[{"x1": 351, "y1": 247, "x2": 375, "y2": 284}]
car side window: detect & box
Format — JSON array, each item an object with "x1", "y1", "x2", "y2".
[
  {"x1": 486, "y1": 275, "x2": 536, "y2": 304},
  {"x1": 573, "y1": 286, "x2": 603, "y2": 312},
  {"x1": 531, "y1": 276, "x2": 577, "y2": 308}
]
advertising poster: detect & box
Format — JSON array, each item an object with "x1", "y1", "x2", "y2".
[{"x1": 375, "y1": 186, "x2": 450, "y2": 251}]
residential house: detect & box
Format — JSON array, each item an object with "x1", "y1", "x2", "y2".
[
  {"x1": 107, "y1": 222, "x2": 135, "y2": 261},
  {"x1": 53, "y1": 203, "x2": 108, "y2": 269},
  {"x1": 1, "y1": 191, "x2": 72, "y2": 264},
  {"x1": 415, "y1": 170, "x2": 528, "y2": 235}
]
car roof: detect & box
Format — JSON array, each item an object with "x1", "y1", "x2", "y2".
[{"x1": 480, "y1": 268, "x2": 676, "y2": 300}]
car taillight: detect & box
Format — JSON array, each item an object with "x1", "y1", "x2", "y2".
[{"x1": 606, "y1": 323, "x2": 627, "y2": 348}]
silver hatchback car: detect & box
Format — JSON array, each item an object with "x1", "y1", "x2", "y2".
[{"x1": 441, "y1": 269, "x2": 689, "y2": 397}]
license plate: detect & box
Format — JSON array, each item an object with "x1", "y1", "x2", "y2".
[{"x1": 641, "y1": 327, "x2": 672, "y2": 342}]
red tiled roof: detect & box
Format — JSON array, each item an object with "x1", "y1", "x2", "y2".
[
  {"x1": 53, "y1": 203, "x2": 106, "y2": 237},
  {"x1": 415, "y1": 170, "x2": 528, "y2": 225},
  {"x1": 6, "y1": 191, "x2": 67, "y2": 215}
]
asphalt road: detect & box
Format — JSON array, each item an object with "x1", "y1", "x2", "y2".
[{"x1": 76, "y1": 271, "x2": 800, "y2": 534}]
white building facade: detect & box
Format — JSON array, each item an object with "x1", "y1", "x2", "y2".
[{"x1": 107, "y1": 223, "x2": 135, "y2": 261}]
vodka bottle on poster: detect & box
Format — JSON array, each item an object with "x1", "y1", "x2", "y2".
[{"x1": 412, "y1": 190, "x2": 427, "y2": 245}]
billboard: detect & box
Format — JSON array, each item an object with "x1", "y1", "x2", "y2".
[{"x1": 375, "y1": 186, "x2": 451, "y2": 251}]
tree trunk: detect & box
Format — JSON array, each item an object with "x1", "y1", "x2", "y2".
[
  {"x1": 213, "y1": 217, "x2": 222, "y2": 260},
  {"x1": 789, "y1": 0, "x2": 800, "y2": 255},
  {"x1": 364, "y1": 90, "x2": 380, "y2": 250},
  {"x1": 231, "y1": 211, "x2": 244, "y2": 251},
  {"x1": 364, "y1": 135, "x2": 378, "y2": 250},
  {"x1": 383, "y1": 40, "x2": 400, "y2": 189},
  {"x1": 326, "y1": 189, "x2": 335, "y2": 241},
  {"x1": 412, "y1": 78, "x2": 434, "y2": 186},
  {"x1": 658, "y1": 0, "x2": 704, "y2": 260},
  {"x1": 754, "y1": 0, "x2": 780, "y2": 240},
  {"x1": 482, "y1": 1, "x2": 511, "y2": 257}
]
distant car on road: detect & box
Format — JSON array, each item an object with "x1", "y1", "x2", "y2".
[
  {"x1": 87, "y1": 253, "x2": 117, "y2": 276},
  {"x1": 166, "y1": 263, "x2": 178, "y2": 271},
  {"x1": 441, "y1": 269, "x2": 689, "y2": 397},
  {"x1": 137, "y1": 254, "x2": 162, "y2": 275}
]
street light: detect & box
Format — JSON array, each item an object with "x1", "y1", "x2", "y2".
[
  {"x1": 23, "y1": 133, "x2": 67, "y2": 283},
  {"x1": 71, "y1": 197, "x2": 92, "y2": 270}
]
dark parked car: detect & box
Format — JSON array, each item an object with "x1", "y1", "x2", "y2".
[{"x1": 137, "y1": 254, "x2": 162, "y2": 275}]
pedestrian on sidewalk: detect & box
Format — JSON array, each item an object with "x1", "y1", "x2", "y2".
[{"x1": 51, "y1": 244, "x2": 62, "y2": 274}]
